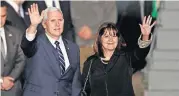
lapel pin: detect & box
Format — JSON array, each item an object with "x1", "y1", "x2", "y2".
[
  {"x1": 9, "y1": 34, "x2": 12, "y2": 37},
  {"x1": 25, "y1": 12, "x2": 29, "y2": 15}
]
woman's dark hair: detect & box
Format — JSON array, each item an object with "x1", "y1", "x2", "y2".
[{"x1": 93, "y1": 22, "x2": 125, "y2": 57}]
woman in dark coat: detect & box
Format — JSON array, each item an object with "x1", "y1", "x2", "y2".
[{"x1": 82, "y1": 15, "x2": 156, "y2": 96}]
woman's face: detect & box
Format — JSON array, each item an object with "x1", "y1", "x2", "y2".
[{"x1": 101, "y1": 29, "x2": 118, "y2": 52}]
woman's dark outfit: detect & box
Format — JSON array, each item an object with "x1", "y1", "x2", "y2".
[{"x1": 82, "y1": 46, "x2": 150, "y2": 96}]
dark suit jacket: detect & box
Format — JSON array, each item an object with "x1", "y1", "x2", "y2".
[
  {"x1": 22, "y1": 1, "x2": 75, "y2": 42},
  {"x1": 1, "y1": 25, "x2": 25, "y2": 96},
  {"x1": 5, "y1": 1, "x2": 27, "y2": 33},
  {"x1": 21, "y1": 32, "x2": 81, "y2": 96}
]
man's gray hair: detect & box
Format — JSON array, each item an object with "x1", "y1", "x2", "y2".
[{"x1": 43, "y1": 7, "x2": 63, "y2": 22}]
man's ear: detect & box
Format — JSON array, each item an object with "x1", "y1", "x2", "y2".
[{"x1": 42, "y1": 21, "x2": 46, "y2": 29}]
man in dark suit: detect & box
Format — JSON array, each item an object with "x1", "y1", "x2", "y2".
[
  {"x1": 22, "y1": 1, "x2": 75, "y2": 42},
  {"x1": 4, "y1": 1, "x2": 27, "y2": 33},
  {"x1": 0, "y1": 2, "x2": 26, "y2": 96},
  {"x1": 21, "y1": 3, "x2": 81, "y2": 96}
]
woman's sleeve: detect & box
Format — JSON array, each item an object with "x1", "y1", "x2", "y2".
[{"x1": 129, "y1": 34, "x2": 153, "y2": 68}]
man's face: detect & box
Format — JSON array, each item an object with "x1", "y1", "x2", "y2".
[
  {"x1": 0, "y1": 7, "x2": 7, "y2": 28},
  {"x1": 43, "y1": 10, "x2": 64, "y2": 39}
]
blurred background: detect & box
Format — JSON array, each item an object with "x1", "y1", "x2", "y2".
[{"x1": 1, "y1": 0, "x2": 179, "y2": 96}]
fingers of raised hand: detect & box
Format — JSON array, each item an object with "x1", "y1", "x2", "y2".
[
  {"x1": 146, "y1": 15, "x2": 151, "y2": 25},
  {"x1": 151, "y1": 21, "x2": 157, "y2": 28},
  {"x1": 35, "y1": 3, "x2": 39, "y2": 13},
  {"x1": 40, "y1": 10, "x2": 45, "y2": 21},
  {"x1": 142, "y1": 16, "x2": 146, "y2": 25},
  {"x1": 143, "y1": 15, "x2": 151, "y2": 25},
  {"x1": 143, "y1": 15, "x2": 157, "y2": 28},
  {"x1": 28, "y1": 3, "x2": 39, "y2": 15}
]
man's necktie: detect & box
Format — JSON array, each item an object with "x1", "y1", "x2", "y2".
[{"x1": 55, "y1": 41, "x2": 65, "y2": 75}]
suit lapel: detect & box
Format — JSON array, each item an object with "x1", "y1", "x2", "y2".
[
  {"x1": 39, "y1": 34, "x2": 73, "y2": 79},
  {"x1": 4, "y1": 26, "x2": 15, "y2": 64},
  {"x1": 39, "y1": 34, "x2": 62, "y2": 79},
  {"x1": 61, "y1": 38, "x2": 72, "y2": 76}
]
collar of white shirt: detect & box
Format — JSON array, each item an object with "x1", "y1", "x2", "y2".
[
  {"x1": 45, "y1": 33, "x2": 63, "y2": 48},
  {"x1": 45, "y1": 33, "x2": 70, "y2": 69}
]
